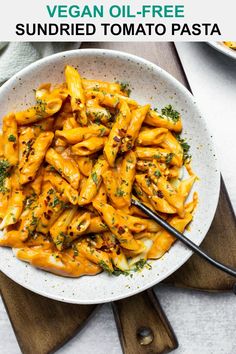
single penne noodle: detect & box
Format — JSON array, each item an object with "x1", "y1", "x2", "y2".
[
  {"x1": 65, "y1": 65, "x2": 87, "y2": 125},
  {"x1": 119, "y1": 151, "x2": 136, "y2": 206},
  {"x1": 160, "y1": 131, "x2": 183, "y2": 167},
  {"x1": 137, "y1": 127, "x2": 168, "y2": 146},
  {"x1": 75, "y1": 156, "x2": 93, "y2": 177},
  {"x1": 135, "y1": 146, "x2": 180, "y2": 166},
  {"x1": 56, "y1": 124, "x2": 109, "y2": 144},
  {"x1": 118, "y1": 211, "x2": 161, "y2": 233},
  {"x1": 14, "y1": 246, "x2": 101, "y2": 277},
  {"x1": 50, "y1": 206, "x2": 78, "y2": 250},
  {"x1": 3, "y1": 113, "x2": 19, "y2": 166},
  {"x1": 36, "y1": 187, "x2": 65, "y2": 235},
  {"x1": 102, "y1": 169, "x2": 127, "y2": 209},
  {"x1": 44, "y1": 169, "x2": 78, "y2": 204},
  {"x1": 15, "y1": 98, "x2": 62, "y2": 125},
  {"x1": 67, "y1": 211, "x2": 91, "y2": 239},
  {"x1": 18, "y1": 127, "x2": 36, "y2": 170},
  {"x1": 19, "y1": 131, "x2": 54, "y2": 185},
  {"x1": 177, "y1": 175, "x2": 197, "y2": 202},
  {"x1": 78, "y1": 156, "x2": 108, "y2": 205},
  {"x1": 46, "y1": 148, "x2": 80, "y2": 189},
  {"x1": 0, "y1": 171, "x2": 24, "y2": 229},
  {"x1": 104, "y1": 100, "x2": 131, "y2": 166},
  {"x1": 121, "y1": 104, "x2": 150, "y2": 152},
  {"x1": 148, "y1": 213, "x2": 193, "y2": 259},
  {"x1": 144, "y1": 109, "x2": 182, "y2": 132},
  {"x1": 72, "y1": 136, "x2": 107, "y2": 156},
  {"x1": 156, "y1": 176, "x2": 185, "y2": 217},
  {"x1": 82, "y1": 79, "x2": 121, "y2": 93},
  {"x1": 111, "y1": 248, "x2": 129, "y2": 271}
]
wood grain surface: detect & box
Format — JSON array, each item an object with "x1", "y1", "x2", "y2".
[
  {"x1": 0, "y1": 272, "x2": 97, "y2": 354},
  {"x1": 112, "y1": 289, "x2": 178, "y2": 354},
  {"x1": 0, "y1": 42, "x2": 235, "y2": 354}
]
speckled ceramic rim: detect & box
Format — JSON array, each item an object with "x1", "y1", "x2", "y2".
[
  {"x1": 208, "y1": 42, "x2": 236, "y2": 60},
  {"x1": 0, "y1": 49, "x2": 220, "y2": 304}
]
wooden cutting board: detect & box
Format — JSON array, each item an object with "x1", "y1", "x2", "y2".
[{"x1": 0, "y1": 42, "x2": 235, "y2": 354}]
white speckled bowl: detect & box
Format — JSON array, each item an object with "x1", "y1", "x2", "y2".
[
  {"x1": 208, "y1": 42, "x2": 236, "y2": 60},
  {"x1": 0, "y1": 49, "x2": 220, "y2": 304}
]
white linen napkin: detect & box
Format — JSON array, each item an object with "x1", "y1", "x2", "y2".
[{"x1": 0, "y1": 42, "x2": 81, "y2": 85}]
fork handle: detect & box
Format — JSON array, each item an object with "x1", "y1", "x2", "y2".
[{"x1": 132, "y1": 199, "x2": 236, "y2": 278}]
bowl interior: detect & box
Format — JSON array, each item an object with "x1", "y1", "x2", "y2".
[{"x1": 0, "y1": 49, "x2": 220, "y2": 304}]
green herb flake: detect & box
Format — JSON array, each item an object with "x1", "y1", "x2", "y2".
[
  {"x1": 35, "y1": 99, "x2": 47, "y2": 118},
  {"x1": 134, "y1": 259, "x2": 147, "y2": 271},
  {"x1": 118, "y1": 81, "x2": 131, "y2": 97},
  {"x1": 154, "y1": 170, "x2": 162, "y2": 178},
  {"x1": 91, "y1": 171, "x2": 98, "y2": 185},
  {"x1": 115, "y1": 188, "x2": 125, "y2": 197},
  {"x1": 8, "y1": 134, "x2": 16, "y2": 142},
  {"x1": 99, "y1": 127, "x2": 106, "y2": 137},
  {"x1": 166, "y1": 153, "x2": 174, "y2": 164},
  {"x1": 161, "y1": 104, "x2": 180, "y2": 123},
  {"x1": 30, "y1": 214, "x2": 38, "y2": 226},
  {"x1": 176, "y1": 135, "x2": 192, "y2": 163},
  {"x1": 99, "y1": 260, "x2": 112, "y2": 274}
]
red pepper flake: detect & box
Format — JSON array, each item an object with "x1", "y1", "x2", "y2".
[
  {"x1": 113, "y1": 136, "x2": 121, "y2": 143},
  {"x1": 118, "y1": 226, "x2": 125, "y2": 235}
]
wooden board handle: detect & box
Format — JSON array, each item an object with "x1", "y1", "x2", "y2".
[{"x1": 112, "y1": 289, "x2": 178, "y2": 354}]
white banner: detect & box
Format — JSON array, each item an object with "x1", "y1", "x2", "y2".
[{"x1": 0, "y1": 0, "x2": 235, "y2": 41}]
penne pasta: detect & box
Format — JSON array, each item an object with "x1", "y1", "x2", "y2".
[
  {"x1": 19, "y1": 131, "x2": 54, "y2": 184},
  {"x1": 46, "y1": 148, "x2": 80, "y2": 189},
  {"x1": 0, "y1": 64, "x2": 197, "y2": 278}
]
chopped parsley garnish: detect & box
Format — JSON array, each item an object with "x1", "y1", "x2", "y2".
[
  {"x1": 154, "y1": 170, "x2": 162, "y2": 178},
  {"x1": 99, "y1": 127, "x2": 106, "y2": 136},
  {"x1": 8, "y1": 134, "x2": 16, "y2": 142},
  {"x1": 51, "y1": 196, "x2": 60, "y2": 208},
  {"x1": 134, "y1": 259, "x2": 147, "y2": 271},
  {"x1": 0, "y1": 159, "x2": 10, "y2": 194},
  {"x1": 112, "y1": 269, "x2": 130, "y2": 277},
  {"x1": 115, "y1": 188, "x2": 125, "y2": 197},
  {"x1": 35, "y1": 99, "x2": 47, "y2": 118},
  {"x1": 118, "y1": 81, "x2": 131, "y2": 97},
  {"x1": 161, "y1": 104, "x2": 180, "y2": 123},
  {"x1": 176, "y1": 135, "x2": 192, "y2": 163},
  {"x1": 30, "y1": 214, "x2": 38, "y2": 226},
  {"x1": 99, "y1": 260, "x2": 112, "y2": 273},
  {"x1": 166, "y1": 153, "x2": 174, "y2": 164},
  {"x1": 24, "y1": 194, "x2": 37, "y2": 209},
  {"x1": 91, "y1": 171, "x2": 98, "y2": 185}
]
